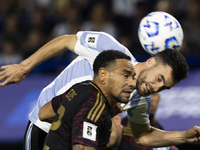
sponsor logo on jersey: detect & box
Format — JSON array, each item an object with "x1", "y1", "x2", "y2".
[
  {"x1": 88, "y1": 37, "x2": 95, "y2": 43},
  {"x1": 85, "y1": 33, "x2": 100, "y2": 48},
  {"x1": 83, "y1": 121, "x2": 97, "y2": 141},
  {"x1": 87, "y1": 126, "x2": 92, "y2": 136},
  {"x1": 66, "y1": 89, "x2": 77, "y2": 101}
]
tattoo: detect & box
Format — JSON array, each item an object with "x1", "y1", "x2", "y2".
[{"x1": 73, "y1": 144, "x2": 95, "y2": 150}]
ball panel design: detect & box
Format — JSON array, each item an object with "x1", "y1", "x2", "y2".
[{"x1": 138, "y1": 11, "x2": 183, "y2": 56}]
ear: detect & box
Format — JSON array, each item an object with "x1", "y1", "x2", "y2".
[
  {"x1": 98, "y1": 67, "x2": 108, "y2": 85},
  {"x1": 145, "y1": 57, "x2": 156, "y2": 68}
]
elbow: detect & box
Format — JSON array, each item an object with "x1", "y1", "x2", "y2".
[
  {"x1": 134, "y1": 138, "x2": 144, "y2": 146},
  {"x1": 134, "y1": 137, "x2": 150, "y2": 147}
]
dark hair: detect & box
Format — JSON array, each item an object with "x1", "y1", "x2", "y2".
[
  {"x1": 154, "y1": 49, "x2": 189, "y2": 83},
  {"x1": 93, "y1": 50, "x2": 131, "y2": 75}
]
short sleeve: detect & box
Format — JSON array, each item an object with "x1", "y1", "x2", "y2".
[
  {"x1": 74, "y1": 31, "x2": 137, "y2": 65},
  {"x1": 51, "y1": 94, "x2": 64, "y2": 113},
  {"x1": 126, "y1": 93, "x2": 151, "y2": 124}
]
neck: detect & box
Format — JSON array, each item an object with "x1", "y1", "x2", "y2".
[{"x1": 92, "y1": 80, "x2": 116, "y2": 107}]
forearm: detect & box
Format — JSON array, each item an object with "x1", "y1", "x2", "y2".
[
  {"x1": 137, "y1": 126, "x2": 187, "y2": 147},
  {"x1": 128, "y1": 120, "x2": 199, "y2": 148},
  {"x1": 73, "y1": 144, "x2": 95, "y2": 150},
  {"x1": 20, "y1": 34, "x2": 77, "y2": 74}
]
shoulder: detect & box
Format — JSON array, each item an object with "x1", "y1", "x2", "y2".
[{"x1": 76, "y1": 31, "x2": 128, "y2": 52}]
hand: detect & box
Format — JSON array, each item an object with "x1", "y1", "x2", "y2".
[
  {"x1": 110, "y1": 103, "x2": 123, "y2": 117},
  {"x1": 0, "y1": 64, "x2": 27, "y2": 87},
  {"x1": 185, "y1": 125, "x2": 200, "y2": 144}
]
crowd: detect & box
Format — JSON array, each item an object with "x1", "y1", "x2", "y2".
[{"x1": 0, "y1": 0, "x2": 200, "y2": 71}]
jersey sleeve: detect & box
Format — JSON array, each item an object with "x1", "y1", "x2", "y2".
[
  {"x1": 126, "y1": 92, "x2": 151, "y2": 124},
  {"x1": 74, "y1": 31, "x2": 138, "y2": 66},
  {"x1": 71, "y1": 93, "x2": 111, "y2": 149},
  {"x1": 51, "y1": 93, "x2": 65, "y2": 113}
]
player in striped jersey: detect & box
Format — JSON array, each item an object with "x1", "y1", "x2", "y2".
[
  {"x1": 39, "y1": 50, "x2": 136, "y2": 150},
  {"x1": 0, "y1": 31, "x2": 199, "y2": 150}
]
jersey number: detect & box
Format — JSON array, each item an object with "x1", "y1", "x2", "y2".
[{"x1": 50, "y1": 105, "x2": 65, "y2": 131}]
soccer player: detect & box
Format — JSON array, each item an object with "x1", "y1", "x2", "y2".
[
  {"x1": 0, "y1": 31, "x2": 199, "y2": 150},
  {"x1": 39, "y1": 50, "x2": 136, "y2": 150}
]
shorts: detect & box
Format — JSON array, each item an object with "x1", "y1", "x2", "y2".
[{"x1": 23, "y1": 121, "x2": 47, "y2": 150}]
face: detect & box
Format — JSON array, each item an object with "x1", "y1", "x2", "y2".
[
  {"x1": 136, "y1": 64, "x2": 175, "y2": 96},
  {"x1": 105, "y1": 59, "x2": 136, "y2": 104}
]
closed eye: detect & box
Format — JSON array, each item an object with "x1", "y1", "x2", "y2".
[
  {"x1": 158, "y1": 77, "x2": 162, "y2": 82},
  {"x1": 124, "y1": 74, "x2": 128, "y2": 78}
]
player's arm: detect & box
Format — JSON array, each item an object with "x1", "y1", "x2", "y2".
[
  {"x1": 0, "y1": 34, "x2": 77, "y2": 87},
  {"x1": 39, "y1": 101, "x2": 55, "y2": 123},
  {"x1": 39, "y1": 93, "x2": 64, "y2": 123},
  {"x1": 73, "y1": 144, "x2": 95, "y2": 150},
  {"x1": 129, "y1": 120, "x2": 200, "y2": 147}
]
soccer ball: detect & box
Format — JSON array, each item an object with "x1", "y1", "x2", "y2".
[{"x1": 138, "y1": 11, "x2": 183, "y2": 56}]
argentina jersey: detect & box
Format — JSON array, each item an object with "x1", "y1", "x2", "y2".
[
  {"x1": 29, "y1": 31, "x2": 150, "y2": 133},
  {"x1": 75, "y1": 31, "x2": 138, "y2": 66}
]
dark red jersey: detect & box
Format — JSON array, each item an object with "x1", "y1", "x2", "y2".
[{"x1": 43, "y1": 81, "x2": 112, "y2": 150}]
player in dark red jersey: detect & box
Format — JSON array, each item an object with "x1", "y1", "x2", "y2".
[{"x1": 39, "y1": 50, "x2": 136, "y2": 150}]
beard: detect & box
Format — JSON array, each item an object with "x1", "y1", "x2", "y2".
[
  {"x1": 136, "y1": 70, "x2": 148, "y2": 96},
  {"x1": 136, "y1": 79, "x2": 145, "y2": 96}
]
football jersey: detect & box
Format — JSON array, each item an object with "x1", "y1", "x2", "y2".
[
  {"x1": 43, "y1": 81, "x2": 112, "y2": 150},
  {"x1": 29, "y1": 31, "x2": 151, "y2": 133}
]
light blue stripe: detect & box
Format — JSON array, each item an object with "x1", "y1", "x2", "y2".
[
  {"x1": 29, "y1": 57, "x2": 94, "y2": 124},
  {"x1": 25, "y1": 122, "x2": 33, "y2": 150}
]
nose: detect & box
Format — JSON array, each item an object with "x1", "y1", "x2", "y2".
[{"x1": 128, "y1": 78, "x2": 136, "y2": 90}]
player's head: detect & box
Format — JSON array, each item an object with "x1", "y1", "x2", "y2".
[
  {"x1": 136, "y1": 49, "x2": 188, "y2": 96},
  {"x1": 93, "y1": 50, "x2": 136, "y2": 104}
]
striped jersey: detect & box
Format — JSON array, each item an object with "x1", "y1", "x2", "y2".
[
  {"x1": 29, "y1": 31, "x2": 151, "y2": 133},
  {"x1": 43, "y1": 81, "x2": 112, "y2": 150}
]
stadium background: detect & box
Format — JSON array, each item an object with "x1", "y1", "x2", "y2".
[{"x1": 0, "y1": 0, "x2": 200, "y2": 150}]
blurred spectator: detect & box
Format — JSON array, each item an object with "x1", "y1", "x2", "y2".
[
  {"x1": 0, "y1": 40, "x2": 22, "y2": 65},
  {"x1": 21, "y1": 28, "x2": 45, "y2": 58},
  {"x1": 52, "y1": 0, "x2": 71, "y2": 21},
  {"x1": 81, "y1": 2, "x2": 118, "y2": 38},
  {"x1": 50, "y1": 2, "x2": 81, "y2": 65},
  {"x1": 51, "y1": 2, "x2": 82, "y2": 37},
  {"x1": 0, "y1": 13, "x2": 23, "y2": 47},
  {"x1": 130, "y1": 1, "x2": 153, "y2": 57},
  {"x1": 154, "y1": 0, "x2": 175, "y2": 15},
  {"x1": 28, "y1": 5, "x2": 53, "y2": 35},
  {"x1": 112, "y1": 0, "x2": 135, "y2": 17},
  {"x1": 179, "y1": 0, "x2": 200, "y2": 56},
  {"x1": 117, "y1": 33, "x2": 133, "y2": 50}
]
